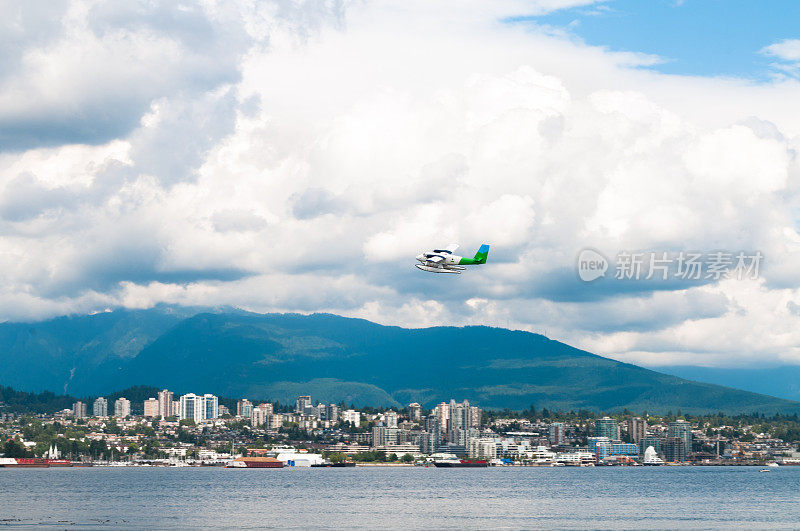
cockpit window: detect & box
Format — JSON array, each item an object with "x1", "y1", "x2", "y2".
[{"x1": 432, "y1": 249, "x2": 452, "y2": 254}]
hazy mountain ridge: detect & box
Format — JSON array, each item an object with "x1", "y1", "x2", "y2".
[{"x1": 1, "y1": 307, "x2": 800, "y2": 414}]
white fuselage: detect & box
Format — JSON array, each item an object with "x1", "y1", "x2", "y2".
[
  {"x1": 415, "y1": 250, "x2": 465, "y2": 274},
  {"x1": 415, "y1": 251, "x2": 462, "y2": 265}
]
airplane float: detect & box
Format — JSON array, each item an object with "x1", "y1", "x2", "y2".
[{"x1": 415, "y1": 243, "x2": 490, "y2": 274}]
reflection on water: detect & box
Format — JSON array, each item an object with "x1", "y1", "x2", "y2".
[{"x1": 2, "y1": 466, "x2": 799, "y2": 529}]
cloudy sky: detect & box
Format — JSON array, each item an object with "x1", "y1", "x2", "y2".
[{"x1": 2, "y1": 0, "x2": 800, "y2": 369}]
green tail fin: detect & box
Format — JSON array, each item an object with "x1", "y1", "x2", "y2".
[{"x1": 473, "y1": 244, "x2": 490, "y2": 264}]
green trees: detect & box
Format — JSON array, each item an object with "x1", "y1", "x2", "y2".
[
  {"x1": 323, "y1": 451, "x2": 347, "y2": 463},
  {"x1": 3, "y1": 439, "x2": 32, "y2": 458},
  {"x1": 354, "y1": 450, "x2": 387, "y2": 462}
]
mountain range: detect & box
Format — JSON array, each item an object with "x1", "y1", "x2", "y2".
[{"x1": 1, "y1": 306, "x2": 799, "y2": 414}]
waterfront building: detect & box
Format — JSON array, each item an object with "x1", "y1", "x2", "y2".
[
  {"x1": 627, "y1": 417, "x2": 647, "y2": 443},
  {"x1": 549, "y1": 422, "x2": 566, "y2": 445},
  {"x1": 92, "y1": 397, "x2": 108, "y2": 417},
  {"x1": 467, "y1": 437, "x2": 497, "y2": 460},
  {"x1": 595, "y1": 442, "x2": 639, "y2": 460},
  {"x1": 295, "y1": 395, "x2": 312, "y2": 414},
  {"x1": 372, "y1": 425, "x2": 386, "y2": 447},
  {"x1": 595, "y1": 417, "x2": 620, "y2": 441},
  {"x1": 448, "y1": 427, "x2": 467, "y2": 446},
  {"x1": 663, "y1": 436, "x2": 687, "y2": 462},
  {"x1": 639, "y1": 435, "x2": 662, "y2": 456},
  {"x1": 342, "y1": 409, "x2": 361, "y2": 427},
  {"x1": 73, "y1": 401, "x2": 87, "y2": 419},
  {"x1": 237, "y1": 399, "x2": 253, "y2": 418},
  {"x1": 408, "y1": 402, "x2": 421, "y2": 422},
  {"x1": 668, "y1": 420, "x2": 692, "y2": 454},
  {"x1": 420, "y1": 431, "x2": 439, "y2": 454},
  {"x1": 372, "y1": 425, "x2": 400, "y2": 447},
  {"x1": 143, "y1": 398, "x2": 159, "y2": 418},
  {"x1": 114, "y1": 398, "x2": 131, "y2": 418},
  {"x1": 529, "y1": 445, "x2": 557, "y2": 463},
  {"x1": 555, "y1": 450, "x2": 596, "y2": 465},
  {"x1": 588, "y1": 436, "x2": 611, "y2": 453},
  {"x1": 385, "y1": 443, "x2": 420, "y2": 456},
  {"x1": 157, "y1": 389, "x2": 174, "y2": 418}
]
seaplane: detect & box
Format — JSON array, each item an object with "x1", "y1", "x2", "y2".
[{"x1": 415, "y1": 243, "x2": 490, "y2": 274}]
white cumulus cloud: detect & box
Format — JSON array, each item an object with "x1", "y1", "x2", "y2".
[{"x1": 1, "y1": 0, "x2": 800, "y2": 371}]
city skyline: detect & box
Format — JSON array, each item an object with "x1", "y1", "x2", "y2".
[{"x1": 10, "y1": 388, "x2": 796, "y2": 467}]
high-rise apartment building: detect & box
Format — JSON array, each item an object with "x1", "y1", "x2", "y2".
[
  {"x1": 266, "y1": 413, "x2": 283, "y2": 430},
  {"x1": 468, "y1": 406, "x2": 482, "y2": 428},
  {"x1": 549, "y1": 422, "x2": 566, "y2": 445},
  {"x1": 92, "y1": 397, "x2": 108, "y2": 417},
  {"x1": 203, "y1": 394, "x2": 218, "y2": 420},
  {"x1": 595, "y1": 417, "x2": 620, "y2": 441},
  {"x1": 177, "y1": 393, "x2": 219, "y2": 422},
  {"x1": 627, "y1": 417, "x2": 648, "y2": 443},
  {"x1": 295, "y1": 395, "x2": 312, "y2": 414},
  {"x1": 420, "y1": 416, "x2": 441, "y2": 453},
  {"x1": 251, "y1": 406, "x2": 266, "y2": 427},
  {"x1": 157, "y1": 389, "x2": 174, "y2": 418},
  {"x1": 639, "y1": 435, "x2": 662, "y2": 457},
  {"x1": 372, "y1": 425, "x2": 399, "y2": 447},
  {"x1": 237, "y1": 399, "x2": 253, "y2": 418},
  {"x1": 114, "y1": 398, "x2": 131, "y2": 418},
  {"x1": 662, "y1": 437, "x2": 687, "y2": 462},
  {"x1": 179, "y1": 394, "x2": 204, "y2": 421},
  {"x1": 385, "y1": 410, "x2": 398, "y2": 428},
  {"x1": 73, "y1": 401, "x2": 87, "y2": 419},
  {"x1": 325, "y1": 404, "x2": 339, "y2": 423},
  {"x1": 433, "y1": 402, "x2": 450, "y2": 432},
  {"x1": 408, "y1": 403, "x2": 422, "y2": 422},
  {"x1": 251, "y1": 403, "x2": 274, "y2": 427},
  {"x1": 467, "y1": 438, "x2": 497, "y2": 460},
  {"x1": 668, "y1": 420, "x2": 692, "y2": 454},
  {"x1": 447, "y1": 400, "x2": 470, "y2": 433},
  {"x1": 144, "y1": 398, "x2": 159, "y2": 418}
]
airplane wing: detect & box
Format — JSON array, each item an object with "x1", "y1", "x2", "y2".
[
  {"x1": 445, "y1": 243, "x2": 459, "y2": 253},
  {"x1": 426, "y1": 255, "x2": 444, "y2": 263}
]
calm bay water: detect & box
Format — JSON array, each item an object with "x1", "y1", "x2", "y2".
[{"x1": 1, "y1": 466, "x2": 799, "y2": 529}]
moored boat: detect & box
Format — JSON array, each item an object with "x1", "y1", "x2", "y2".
[
  {"x1": 0, "y1": 458, "x2": 50, "y2": 468},
  {"x1": 433, "y1": 458, "x2": 489, "y2": 468},
  {"x1": 226, "y1": 457, "x2": 284, "y2": 468},
  {"x1": 311, "y1": 461, "x2": 357, "y2": 467}
]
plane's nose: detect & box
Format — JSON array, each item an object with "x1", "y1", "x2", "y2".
[{"x1": 415, "y1": 254, "x2": 424, "y2": 262}]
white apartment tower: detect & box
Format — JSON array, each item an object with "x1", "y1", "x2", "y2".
[
  {"x1": 92, "y1": 397, "x2": 108, "y2": 417},
  {"x1": 157, "y1": 389, "x2": 174, "y2": 418},
  {"x1": 114, "y1": 398, "x2": 131, "y2": 418},
  {"x1": 144, "y1": 398, "x2": 159, "y2": 418}
]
